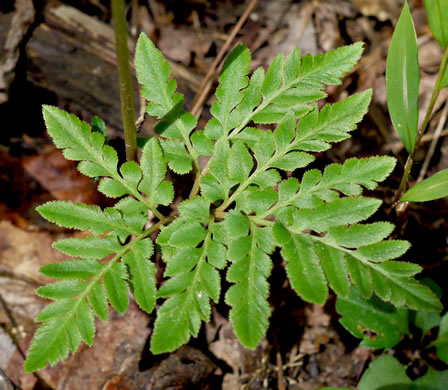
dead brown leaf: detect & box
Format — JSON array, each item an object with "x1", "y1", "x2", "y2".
[{"x1": 22, "y1": 149, "x2": 102, "y2": 204}]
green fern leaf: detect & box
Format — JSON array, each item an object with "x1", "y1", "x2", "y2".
[
  {"x1": 103, "y1": 261, "x2": 129, "y2": 313},
  {"x1": 40, "y1": 259, "x2": 103, "y2": 280},
  {"x1": 151, "y1": 220, "x2": 223, "y2": 353},
  {"x1": 37, "y1": 201, "x2": 141, "y2": 237},
  {"x1": 231, "y1": 42, "x2": 364, "y2": 130},
  {"x1": 139, "y1": 137, "x2": 174, "y2": 206},
  {"x1": 273, "y1": 224, "x2": 328, "y2": 303},
  {"x1": 225, "y1": 218, "x2": 273, "y2": 348},
  {"x1": 135, "y1": 34, "x2": 197, "y2": 172},
  {"x1": 52, "y1": 235, "x2": 121, "y2": 259},
  {"x1": 25, "y1": 226, "x2": 158, "y2": 372},
  {"x1": 205, "y1": 44, "x2": 251, "y2": 139}
]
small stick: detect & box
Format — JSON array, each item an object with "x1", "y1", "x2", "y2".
[
  {"x1": 417, "y1": 103, "x2": 448, "y2": 183},
  {"x1": 276, "y1": 349, "x2": 286, "y2": 390},
  {"x1": 383, "y1": 129, "x2": 448, "y2": 152},
  {"x1": 190, "y1": 0, "x2": 259, "y2": 118}
]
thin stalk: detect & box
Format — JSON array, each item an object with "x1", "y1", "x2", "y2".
[
  {"x1": 188, "y1": 162, "x2": 201, "y2": 198},
  {"x1": 394, "y1": 47, "x2": 448, "y2": 206},
  {"x1": 111, "y1": 0, "x2": 137, "y2": 161}
]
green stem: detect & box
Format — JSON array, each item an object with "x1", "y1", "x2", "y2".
[
  {"x1": 111, "y1": 0, "x2": 137, "y2": 162},
  {"x1": 394, "y1": 47, "x2": 448, "y2": 205},
  {"x1": 189, "y1": 161, "x2": 202, "y2": 198}
]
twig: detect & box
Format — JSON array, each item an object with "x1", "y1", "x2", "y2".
[
  {"x1": 417, "y1": 103, "x2": 448, "y2": 183},
  {"x1": 190, "y1": 0, "x2": 259, "y2": 118},
  {"x1": 383, "y1": 129, "x2": 448, "y2": 151},
  {"x1": 276, "y1": 349, "x2": 286, "y2": 390}
]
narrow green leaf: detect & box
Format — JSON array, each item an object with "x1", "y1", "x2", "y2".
[
  {"x1": 357, "y1": 240, "x2": 410, "y2": 263},
  {"x1": 150, "y1": 294, "x2": 192, "y2": 354},
  {"x1": 294, "y1": 90, "x2": 373, "y2": 151},
  {"x1": 199, "y1": 262, "x2": 220, "y2": 303},
  {"x1": 24, "y1": 319, "x2": 71, "y2": 372},
  {"x1": 88, "y1": 283, "x2": 109, "y2": 321},
  {"x1": 283, "y1": 197, "x2": 382, "y2": 233},
  {"x1": 36, "y1": 300, "x2": 76, "y2": 322},
  {"x1": 386, "y1": 2, "x2": 420, "y2": 153},
  {"x1": 37, "y1": 280, "x2": 86, "y2": 300},
  {"x1": 261, "y1": 53, "x2": 284, "y2": 98},
  {"x1": 424, "y1": 0, "x2": 448, "y2": 49},
  {"x1": 37, "y1": 201, "x2": 140, "y2": 237},
  {"x1": 327, "y1": 222, "x2": 394, "y2": 248},
  {"x1": 346, "y1": 255, "x2": 373, "y2": 298},
  {"x1": 280, "y1": 233, "x2": 328, "y2": 304},
  {"x1": 53, "y1": 235, "x2": 121, "y2": 259},
  {"x1": 135, "y1": 33, "x2": 197, "y2": 143},
  {"x1": 91, "y1": 115, "x2": 108, "y2": 139},
  {"x1": 226, "y1": 243, "x2": 272, "y2": 348},
  {"x1": 225, "y1": 210, "x2": 250, "y2": 239},
  {"x1": 122, "y1": 240, "x2": 156, "y2": 313},
  {"x1": 77, "y1": 299, "x2": 95, "y2": 346},
  {"x1": 270, "y1": 151, "x2": 314, "y2": 171},
  {"x1": 314, "y1": 242, "x2": 350, "y2": 296},
  {"x1": 207, "y1": 44, "x2": 251, "y2": 138},
  {"x1": 164, "y1": 248, "x2": 200, "y2": 277},
  {"x1": 103, "y1": 262, "x2": 129, "y2": 314},
  {"x1": 157, "y1": 270, "x2": 194, "y2": 298},
  {"x1": 40, "y1": 259, "x2": 103, "y2": 280},
  {"x1": 66, "y1": 321, "x2": 81, "y2": 353},
  {"x1": 401, "y1": 168, "x2": 448, "y2": 202},
  {"x1": 139, "y1": 137, "x2": 173, "y2": 205},
  {"x1": 207, "y1": 240, "x2": 227, "y2": 269}
]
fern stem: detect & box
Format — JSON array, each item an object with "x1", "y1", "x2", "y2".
[
  {"x1": 111, "y1": 0, "x2": 137, "y2": 162},
  {"x1": 249, "y1": 216, "x2": 274, "y2": 226},
  {"x1": 189, "y1": 162, "x2": 202, "y2": 198},
  {"x1": 393, "y1": 47, "x2": 448, "y2": 207}
]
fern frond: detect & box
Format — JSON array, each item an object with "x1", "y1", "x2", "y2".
[
  {"x1": 26, "y1": 35, "x2": 443, "y2": 373},
  {"x1": 42, "y1": 106, "x2": 172, "y2": 217},
  {"x1": 135, "y1": 34, "x2": 196, "y2": 171},
  {"x1": 225, "y1": 213, "x2": 274, "y2": 348},
  {"x1": 229, "y1": 42, "x2": 365, "y2": 134},
  {"x1": 273, "y1": 220, "x2": 441, "y2": 311},
  {"x1": 205, "y1": 44, "x2": 251, "y2": 139},
  {"x1": 264, "y1": 155, "x2": 395, "y2": 214},
  {"x1": 151, "y1": 216, "x2": 224, "y2": 353},
  {"x1": 37, "y1": 201, "x2": 143, "y2": 238},
  {"x1": 24, "y1": 230, "x2": 157, "y2": 373}
]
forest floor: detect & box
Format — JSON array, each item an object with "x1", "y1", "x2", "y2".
[{"x1": 1, "y1": 0, "x2": 447, "y2": 389}]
